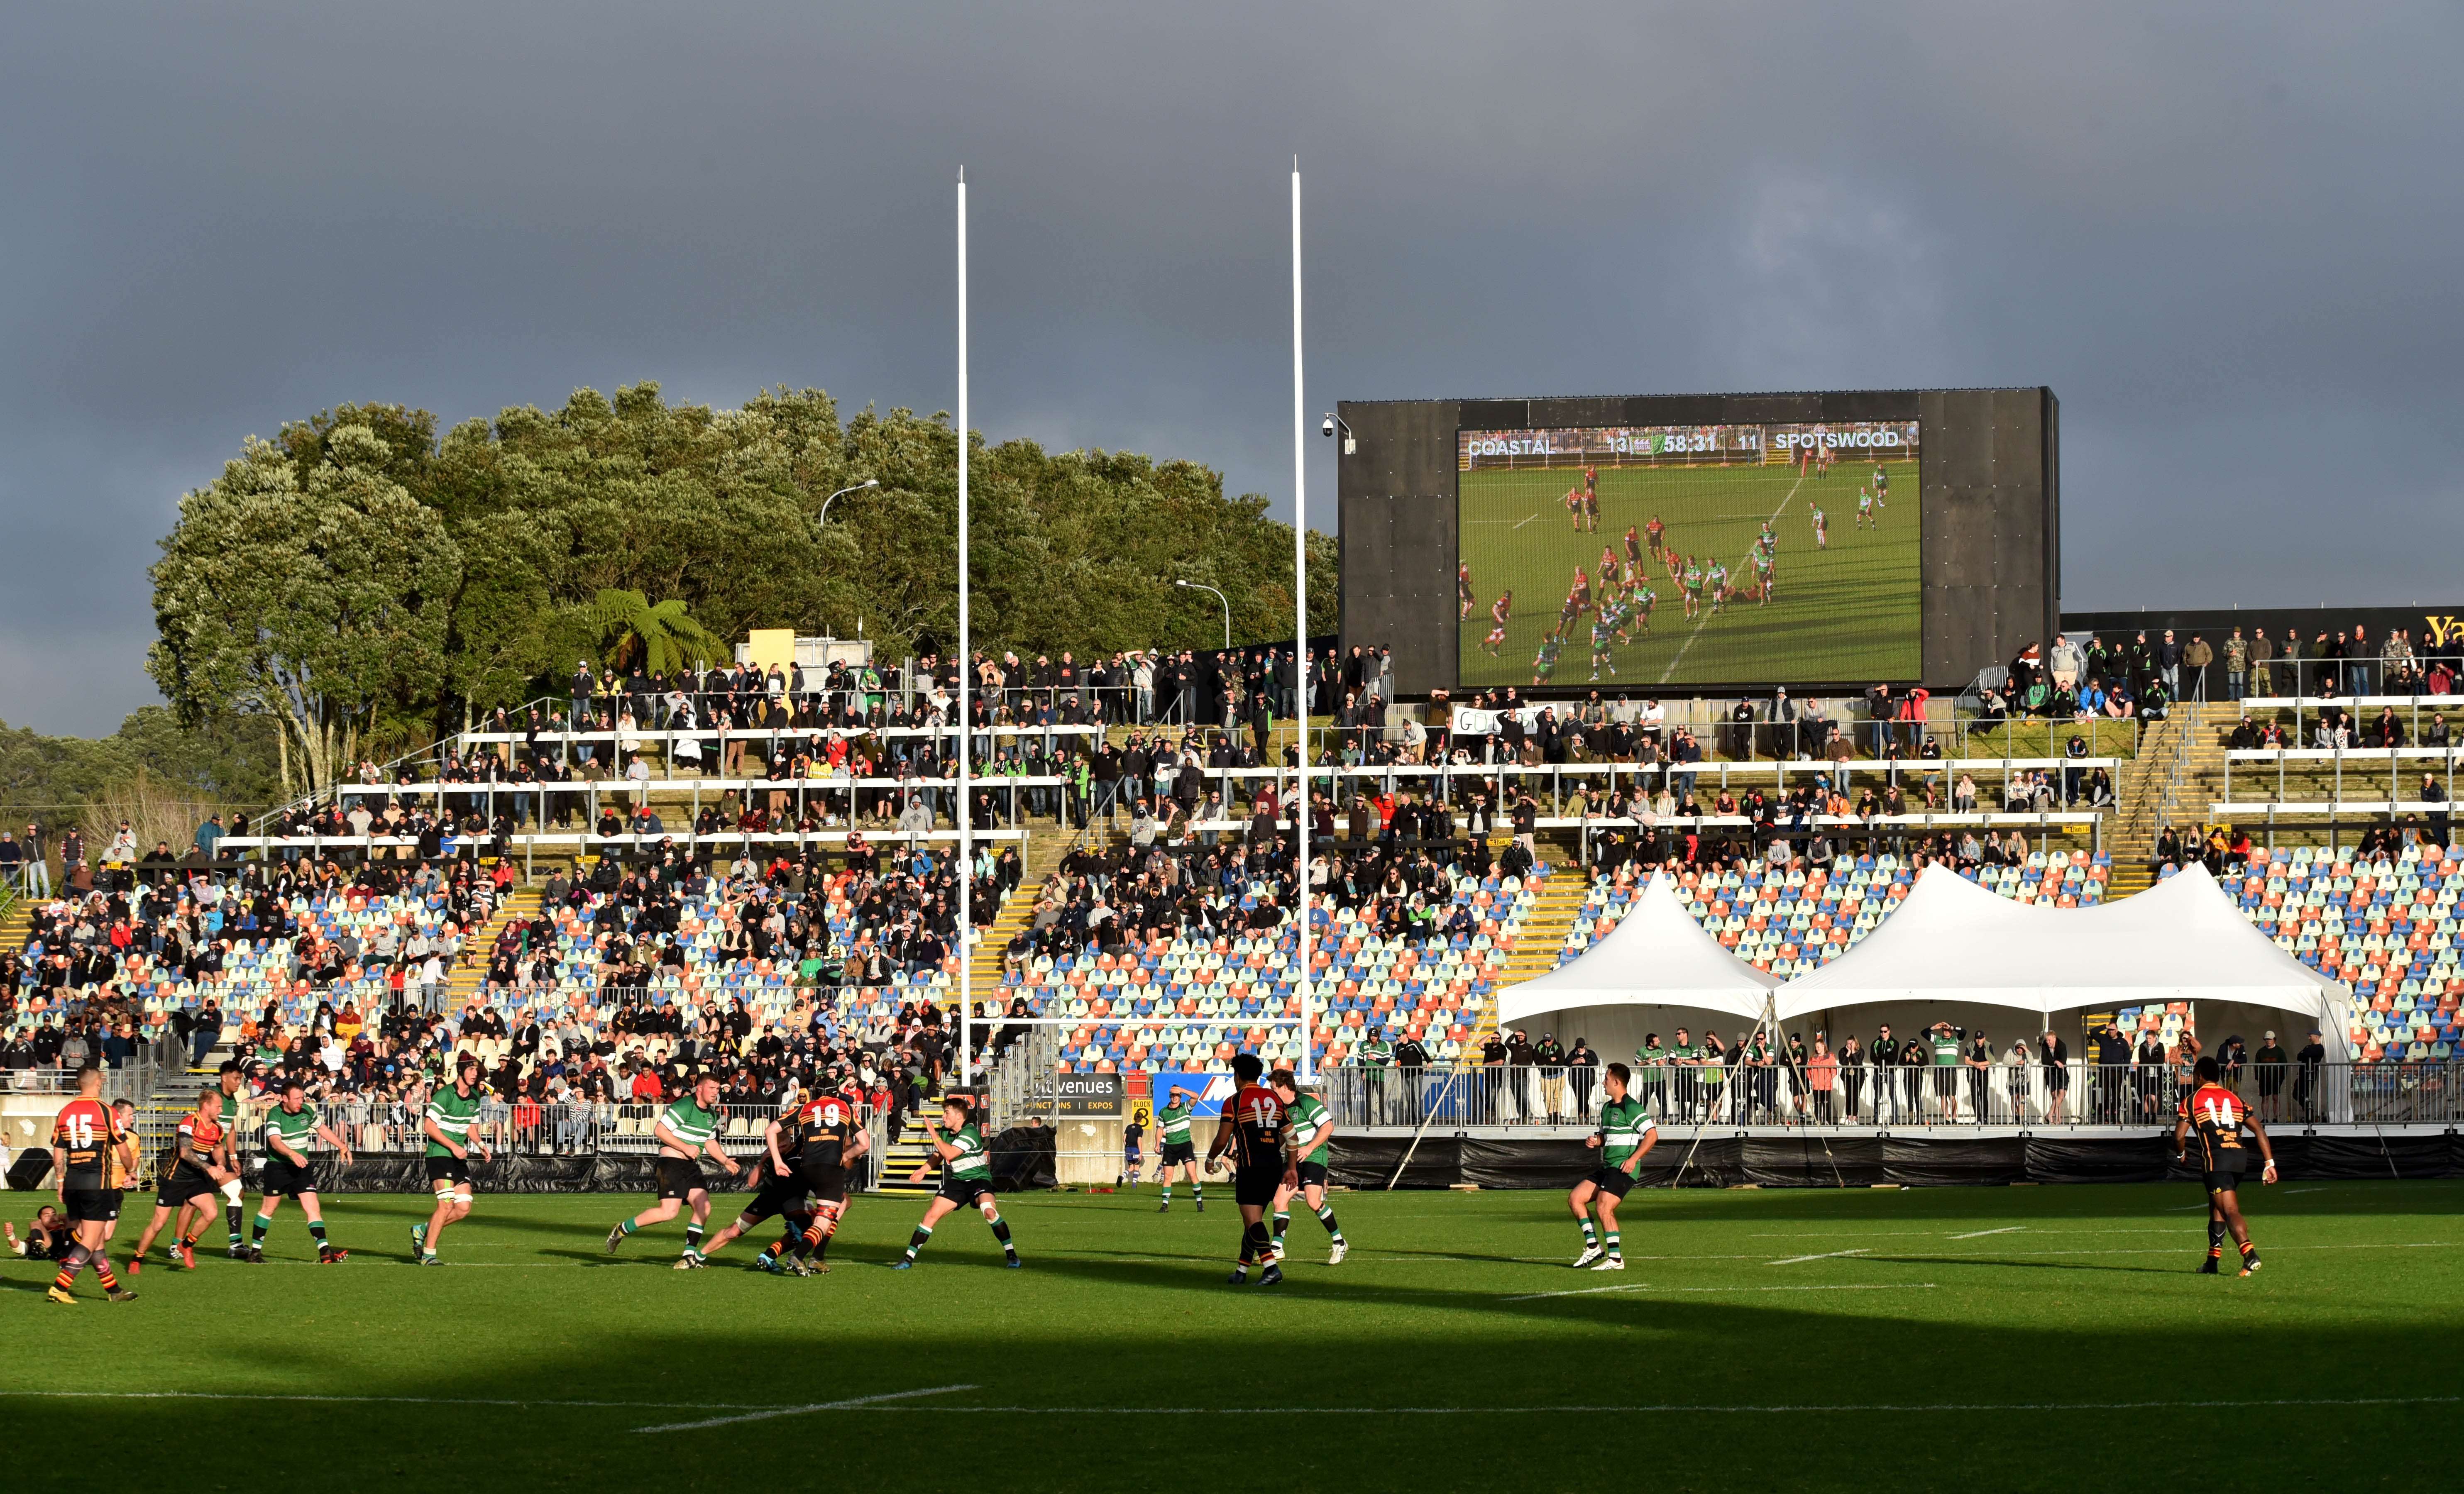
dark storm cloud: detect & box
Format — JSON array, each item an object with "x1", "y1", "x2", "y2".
[{"x1": 2, "y1": 3, "x2": 2457, "y2": 731}]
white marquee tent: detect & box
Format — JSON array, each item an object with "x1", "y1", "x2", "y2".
[
  {"x1": 1496, "y1": 870, "x2": 1780, "y2": 1028},
  {"x1": 1770, "y1": 861, "x2": 2349, "y2": 1062}
]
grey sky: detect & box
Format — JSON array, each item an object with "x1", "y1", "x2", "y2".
[{"x1": 4, "y1": 3, "x2": 2457, "y2": 733}]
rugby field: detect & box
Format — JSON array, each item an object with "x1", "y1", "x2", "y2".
[
  {"x1": 1459, "y1": 461, "x2": 1919, "y2": 691},
  {"x1": 4, "y1": 1180, "x2": 2454, "y2": 1492}
]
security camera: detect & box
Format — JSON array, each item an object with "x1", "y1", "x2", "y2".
[{"x1": 1320, "y1": 415, "x2": 1336, "y2": 438}]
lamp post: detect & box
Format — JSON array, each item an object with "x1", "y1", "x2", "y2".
[
  {"x1": 816, "y1": 478, "x2": 878, "y2": 527},
  {"x1": 1173, "y1": 579, "x2": 1231, "y2": 651}
]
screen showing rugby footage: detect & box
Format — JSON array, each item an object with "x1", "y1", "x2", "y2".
[{"x1": 1455, "y1": 420, "x2": 1921, "y2": 689}]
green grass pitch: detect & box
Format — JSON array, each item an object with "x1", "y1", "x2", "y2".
[
  {"x1": 1458, "y1": 460, "x2": 1920, "y2": 691},
  {"x1": 6, "y1": 1180, "x2": 2453, "y2": 1492}
]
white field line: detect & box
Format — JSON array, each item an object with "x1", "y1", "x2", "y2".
[
  {"x1": 792, "y1": 1394, "x2": 2464, "y2": 1416},
  {"x1": 1511, "y1": 512, "x2": 1540, "y2": 529},
  {"x1": 1946, "y1": 1227, "x2": 2026, "y2": 1240},
  {"x1": 1501, "y1": 1282, "x2": 1936, "y2": 1302},
  {"x1": 15, "y1": 1388, "x2": 2460, "y2": 1419},
  {"x1": 1767, "y1": 1247, "x2": 1871, "y2": 1266},
  {"x1": 0, "y1": 1390, "x2": 803, "y2": 1411},
  {"x1": 634, "y1": 1384, "x2": 975, "y2": 1433},
  {"x1": 1657, "y1": 466, "x2": 1807, "y2": 683}
]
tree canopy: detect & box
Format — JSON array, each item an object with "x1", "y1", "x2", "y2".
[{"x1": 147, "y1": 383, "x2": 1338, "y2": 794}]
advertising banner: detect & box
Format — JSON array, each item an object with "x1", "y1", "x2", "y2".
[
  {"x1": 1054, "y1": 1072, "x2": 1125, "y2": 1116},
  {"x1": 1149, "y1": 1070, "x2": 1237, "y2": 1118}
]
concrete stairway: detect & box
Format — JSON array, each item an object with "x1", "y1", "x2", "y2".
[
  {"x1": 1456, "y1": 856, "x2": 1591, "y2": 1060},
  {"x1": 2105, "y1": 711, "x2": 2191, "y2": 896}
]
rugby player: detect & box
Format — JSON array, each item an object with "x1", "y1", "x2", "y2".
[
  {"x1": 413, "y1": 1055, "x2": 491, "y2": 1265},
  {"x1": 1588, "y1": 607, "x2": 1618, "y2": 682},
  {"x1": 46, "y1": 1066, "x2": 138, "y2": 1304},
  {"x1": 2173, "y1": 1055, "x2": 2276, "y2": 1276},
  {"x1": 778, "y1": 1085, "x2": 868, "y2": 1273},
  {"x1": 1152, "y1": 1086, "x2": 1204, "y2": 1211},
  {"x1": 6, "y1": 1205, "x2": 73, "y2": 1263},
  {"x1": 129, "y1": 1090, "x2": 236, "y2": 1272},
  {"x1": 1205, "y1": 1052, "x2": 1295, "y2": 1286},
  {"x1": 211, "y1": 1062, "x2": 254, "y2": 1256},
  {"x1": 1644, "y1": 514, "x2": 1666, "y2": 560},
  {"x1": 1267, "y1": 1071, "x2": 1347, "y2": 1266},
  {"x1": 1810, "y1": 503, "x2": 1827, "y2": 550},
  {"x1": 1531, "y1": 630, "x2": 1564, "y2": 686},
  {"x1": 1856, "y1": 486, "x2": 1875, "y2": 528},
  {"x1": 1479, "y1": 592, "x2": 1512, "y2": 657},
  {"x1": 893, "y1": 1097, "x2": 1019, "y2": 1269},
  {"x1": 1568, "y1": 1063, "x2": 1656, "y2": 1271},
  {"x1": 606, "y1": 1072, "x2": 741, "y2": 1265},
  {"x1": 695, "y1": 1103, "x2": 816, "y2": 1274},
  {"x1": 248, "y1": 1075, "x2": 354, "y2": 1263},
  {"x1": 1458, "y1": 563, "x2": 1474, "y2": 621}
]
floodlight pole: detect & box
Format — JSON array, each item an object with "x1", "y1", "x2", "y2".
[
  {"x1": 1174, "y1": 579, "x2": 1232, "y2": 651},
  {"x1": 956, "y1": 168, "x2": 973, "y2": 1089},
  {"x1": 1293, "y1": 156, "x2": 1313, "y2": 1084}
]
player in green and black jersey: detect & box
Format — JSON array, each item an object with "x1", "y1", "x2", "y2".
[
  {"x1": 1568, "y1": 1063, "x2": 1657, "y2": 1270},
  {"x1": 893, "y1": 1098, "x2": 1018, "y2": 1269},
  {"x1": 1151, "y1": 1087, "x2": 1204, "y2": 1212},
  {"x1": 607, "y1": 1073, "x2": 741, "y2": 1265},
  {"x1": 413, "y1": 1055, "x2": 491, "y2": 1265},
  {"x1": 247, "y1": 1075, "x2": 354, "y2": 1264},
  {"x1": 1268, "y1": 1072, "x2": 1347, "y2": 1266},
  {"x1": 213, "y1": 1062, "x2": 254, "y2": 1256},
  {"x1": 1532, "y1": 631, "x2": 1564, "y2": 686}
]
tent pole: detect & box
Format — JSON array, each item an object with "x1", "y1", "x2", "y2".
[
  {"x1": 1767, "y1": 991, "x2": 1845, "y2": 1188},
  {"x1": 1385, "y1": 1066, "x2": 1464, "y2": 1191}
]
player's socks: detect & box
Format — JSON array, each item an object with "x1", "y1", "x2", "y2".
[
  {"x1": 308, "y1": 1221, "x2": 329, "y2": 1250},
  {"x1": 95, "y1": 1258, "x2": 122, "y2": 1291},
  {"x1": 904, "y1": 1225, "x2": 932, "y2": 1262},
  {"x1": 1192, "y1": 1184, "x2": 1203, "y2": 1208},
  {"x1": 1579, "y1": 1219, "x2": 1599, "y2": 1249},
  {"x1": 990, "y1": 1217, "x2": 1017, "y2": 1260},
  {"x1": 686, "y1": 1224, "x2": 704, "y2": 1254},
  {"x1": 2239, "y1": 1240, "x2": 2261, "y2": 1275},
  {"x1": 1271, "y1": 1210, "x2": 1290, "y2": 1247},
  {"x1": 1159, "y1": 1185, "x2": 1172, "y2": 1208},
  {"x1": 251, "y1": 1214, "x2": 271, "y2": 1245},
  {"x1": 1604, "y1": 1230, "x2": 1621, "y2": 1260},
  {"x1": 1316, "y1": 1204, "x2": 1342, "y2": 1241},
  {"x1": 227, "y1": 1205, "x2": 244, "y2": 1245},
  {"x1": 619, "y1": 1218, "x2": 638, "y2": 1235}
]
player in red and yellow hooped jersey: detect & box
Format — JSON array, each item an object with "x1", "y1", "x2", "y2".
[
  {"x1": 2172, "y1": 1055, "x2": 2277, "y2": 1277},
  {"x1": 47, "y1": 1066, "x2": 138, "y2": 1304},
  {"x1": 129, "y1": 1091, "x2": 237, "y2": 1273},
  {"x1": 1205, "y1": 1053, "x2": 1297, "y2": 1286}
]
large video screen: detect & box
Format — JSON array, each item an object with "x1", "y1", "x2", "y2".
[{"x1": 1456, "y1": 421, "x2": 1921, "y2": 688}]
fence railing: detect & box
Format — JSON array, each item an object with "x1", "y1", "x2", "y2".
[{"x1": 1320, "y1": 1062, "x2": 2415, "y2": 1128}]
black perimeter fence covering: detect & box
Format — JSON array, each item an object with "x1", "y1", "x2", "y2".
[{"x1": 1325, "y1": 1132, "x2": 2464, "y2": 1190}]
